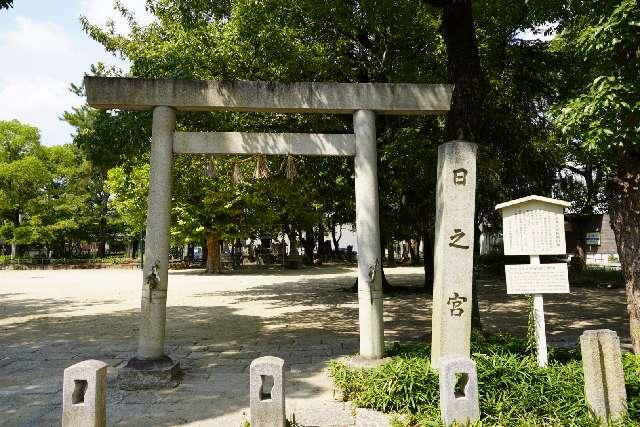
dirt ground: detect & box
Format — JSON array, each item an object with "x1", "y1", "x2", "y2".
[{"x1": 0, "y1": 266, "x2": 629, "y2": 426}]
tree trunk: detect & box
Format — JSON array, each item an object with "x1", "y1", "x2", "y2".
[
  {"x1": 206, "y1": 230, "x2": 221, "y2": 274},
  {"x1": 10, "y1": 210, "x2": 20, "y2": 260},
  {"x1": 302, "y1": 227, "x2": 315, "y2": 264},
  {"x1": 408, "y1": 240, "x2": 416, "y2": 265},
  {"x1": 97, "y1": 216, "x2": 107, "y2": 257},
  {"x1": 387, "y1": 241, "x2": 396, "y2": 267},
  {"x1": 606, "y1": 150, "x2": 640, "y2": 353},
  {"x1": 411, "y1": 238, "x2": 421, "y2": 266},
  {"x1": 423, "y1": 229, "x2": 434, "y2": 292},
  {"x1": 331, "y1": 223, "x2": 342, "y2": 258},
  {"x1": 441, "y1": 0, "x2": 488, "y2": 142},
  {"x1": 201, "y1": 236, "x2": 208, "y2": 264},
  {"x1": 317, "y1": 224, "x2": 325, "y2": 264}
]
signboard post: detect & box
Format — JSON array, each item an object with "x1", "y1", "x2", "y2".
[{"x1": 495, "y1": 195, "x2": 571, "y2": 367}]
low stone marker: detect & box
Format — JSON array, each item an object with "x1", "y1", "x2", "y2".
[
  {"x1": 580, "y1": 329, "x2": 627, "y2": 424},
  {"x1": 62, "y1": 359, "x2": 108, "y2": 427},
  {"x1": 250, "y1": 356, "x2": 286, "y2": 427},
  {"x1": 439, "y1": 357, "x2": 480, "y2": 427}
]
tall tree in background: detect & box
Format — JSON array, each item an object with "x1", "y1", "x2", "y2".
[
  {"x1": 423, "y1": 0, "x2": 488, "y2": 326},
  {"x1": 554, "y1": 0, "x2": 640, "y2": 352},
  {"x1": 0, "y1": 120, "x2": 48, "y2": 258}
]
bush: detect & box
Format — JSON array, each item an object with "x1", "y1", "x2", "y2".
[
  {"x1": 570, "y1": 265, "x2": 624, "y2": 288},
  {"x1": 329, "y1": 333, "x2": 640, "y2": 426}
]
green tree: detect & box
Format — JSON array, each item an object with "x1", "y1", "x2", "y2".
[
  {"x1": 0, "y1": 120, "x2": 49, "y2": 258},
  {"x1": 14, "y1": 144, "x2": 92, "y2": 257},
  {"x1": 63, "y1": 77, "x2": 152, "y2": 257},
  {"x1": 553, "y1": 0, "x2": 640, "y2": 352}
]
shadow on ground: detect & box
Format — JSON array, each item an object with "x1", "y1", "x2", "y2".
[{"x1": 0, "y1": 268, "x2": 629, "y2": 426}]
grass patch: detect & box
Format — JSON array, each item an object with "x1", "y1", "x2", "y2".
[{"x1": 329, "y1": 333, "x2": 640, "y2": 426}]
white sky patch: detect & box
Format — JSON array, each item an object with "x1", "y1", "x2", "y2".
[
  {"x1": 81, "y1": 0, "x2": 155, "y2": 35},
  {"x1": 0, "y1": 1, "x2": 150, "y2": 146},
  {"x1": 515, "y1": 22, "x2": 558, "y2": 42},
  {"x1": 1, "y1": 16, "x2": 71, "y2": 53},
  {"x1": 0, "y1": 75, "x2": 78, "y2": 146}
]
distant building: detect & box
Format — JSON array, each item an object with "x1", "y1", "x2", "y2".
[{"x1": 565, "y1": 213, "x2": 619, "y2": 265}]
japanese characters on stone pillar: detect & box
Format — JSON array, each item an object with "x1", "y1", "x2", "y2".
[
  {"x1": 496, "y1": 195, "x2": 571, "y2": 367},
  {"x1": 431, "y1": 141, "x2": 477, "y2": 370}
]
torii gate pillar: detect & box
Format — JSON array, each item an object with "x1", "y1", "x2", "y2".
[
  {"x1": 353, "y1": 110, "x2": 384, "y2": 359},
  {"x1": 118, "y1": 106, "x2": 180, "y2": 389}
]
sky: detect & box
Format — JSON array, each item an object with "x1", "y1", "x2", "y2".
[
  {"x1": 0, "y1": 0, "x2": 154, "y2": 146},
  {"x1": 0, "y1": 2, "x2": 553, "y2": 147}
]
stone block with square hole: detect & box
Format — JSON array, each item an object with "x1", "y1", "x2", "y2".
[
  {"x1": 580, "y1": 329, "x2": 627, "y2": 425},
  {"x1": 62, "y1": 359, "x2": 108, "y2": 427},
  {"x1": 250, "y1": 356, "x2": 285, "y2": 427},
  {"x1": 439, "y1": 356, "x2": 480, "y2": 427}
]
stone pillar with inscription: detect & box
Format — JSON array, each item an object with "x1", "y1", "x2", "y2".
[{"x1": 431, "y1": 141, "x2": 477, "y2": 370}]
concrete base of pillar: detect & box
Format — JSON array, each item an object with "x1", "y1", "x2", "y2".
[
  {"x1": 339, "y1": 356, "x2": 391, "y2": 369},
  {"x1": 117, "y1": 356, "x2": 181, "y2": 390}
]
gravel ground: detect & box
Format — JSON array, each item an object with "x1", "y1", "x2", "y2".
[{"x1": 0, "y1": 266, "x2": 629, "y2": 426}]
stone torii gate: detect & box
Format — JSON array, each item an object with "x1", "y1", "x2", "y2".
[{"x1": 84, "y1": 77, "x2": 452, "y2": 387}]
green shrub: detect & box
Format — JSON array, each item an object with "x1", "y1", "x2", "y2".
[{"x1": 330, "y1": 333, "x2": 640, "y2": 426}]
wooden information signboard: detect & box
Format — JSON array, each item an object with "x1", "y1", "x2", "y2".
[
  {"x1": 505, "y1": 263, "x2": 569, "y2": 295},
  {"x1": 496, "y1": 195, "x2": 571, "y2": 367},
  {"x1": 499, "y1": 197, "x2": 567, "y2": 255}
]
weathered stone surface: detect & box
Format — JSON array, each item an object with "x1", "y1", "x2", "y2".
[
  {"x1": 580, "y1": 329, "x2": 627, "y2": 424},
  {"x1": 174, "y1": 132, "x2": 356, "y2": 156},
  {"x1": 431, "y1": 141, "x2": 477, "y2": 370},
  {"x1": 84, "y1": 77, "x2": 453, "y2": 115},
  {"x1": 116, "y1": 356, "x2": 181, "y2": 390},
  {"x1": 62, "y1": 359, "x2": 108, "y2": 427},
  {"x1": 354, "y1": 110, "x2": 384, "y2": 359},
  {"x1": 250, "y1": 356, "x2": 286, "y2": 427},
  {"x1": 138, "y1": 105, "x2": 176, "y2": 361},
  {"x1": 439, "y1": 357, "x2": 480, "y2": 427}
]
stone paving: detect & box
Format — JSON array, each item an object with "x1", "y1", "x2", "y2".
[{"x1": 0, "y1": 266, "x2": 629, "y2": 426}]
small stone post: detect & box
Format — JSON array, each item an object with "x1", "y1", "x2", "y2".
[
  {"x1": 250, "y1": 356, "x2": 286, "y2": 427},
  {"x1": 117, "y1": 106, "x2": 180, "y2": 389},
  {"x1": 439, "y1": 357, "x2": 480, "y2": 427},
  {"x1": 580, "y1": 329, "x2": 627, "y2": 425},
  {"x1": 353, "y1": 109, "x2": 384, "y2": 359},
  {"x1": 62, "y1": 360, "x2": 108, "y2": 427},
  {"x1": 431, "y1": 141, "x2": 477, "y2": 369}
]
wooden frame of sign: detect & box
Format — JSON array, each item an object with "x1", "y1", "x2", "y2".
[{"x1": 496, "y1": 195, "x2": 571, "y2": 366}]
